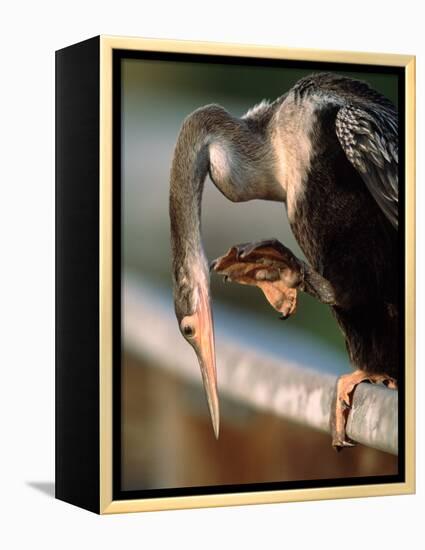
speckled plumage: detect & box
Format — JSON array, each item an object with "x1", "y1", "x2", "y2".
[{"x1": 285, "y1": 74, "x2": 399, "y2": 376}]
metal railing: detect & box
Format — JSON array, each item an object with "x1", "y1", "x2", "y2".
[{"x1": 123, "y1": 273, "x2": 398, "y2": 455}]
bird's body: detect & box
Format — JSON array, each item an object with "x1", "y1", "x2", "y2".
[
  {"x1": 278, "y1": 76, "x2": 399, "y2": 377},
  {"x1": 170, "y1": 72, "x2": 399, "y2": 447},
  {"x1": 290, "y1": 146, "x2": 399, "y2": 377}
]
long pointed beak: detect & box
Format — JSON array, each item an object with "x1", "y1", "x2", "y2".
[{"x1": 193, "y1": 283, "x2": 220, "y2": 438}]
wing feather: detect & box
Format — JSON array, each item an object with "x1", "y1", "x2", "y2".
[{"x1": 336, "y1": 104, "x2": 398, "y2": 228}]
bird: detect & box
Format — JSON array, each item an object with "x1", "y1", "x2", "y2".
[{"x1": 169, "y1": 72, "x2": 399, "y2": 449}]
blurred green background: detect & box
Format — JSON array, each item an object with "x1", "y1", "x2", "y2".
[{"x1": 121, "y1": 57, "x2": 398, "y2": 492}]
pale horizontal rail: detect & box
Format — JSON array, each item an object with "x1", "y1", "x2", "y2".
[{"x1": 123, "y1": 274, "x2": 398, "y2": 455}]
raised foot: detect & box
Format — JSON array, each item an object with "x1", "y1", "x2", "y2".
[
  {"x1": 330, "y1": 369, "x2": 398, "y2": 451},
  {"x1": 210, "y1": 239, "x2": 304, "y2": 319}
]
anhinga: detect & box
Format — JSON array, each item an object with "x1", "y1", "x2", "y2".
[{"x1": 169, "y1": 72, "x2": 398, "y2": 449}]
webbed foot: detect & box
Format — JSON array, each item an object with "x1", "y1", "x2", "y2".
[
  {"x1": 210, "y1": 239, "x2": 304, "y2": 319},
  {"x1": 330, "y1": 369, "x2": 398, "y2": 451}
]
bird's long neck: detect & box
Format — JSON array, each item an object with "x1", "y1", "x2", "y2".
[{"x1": 169, "y1": 107, "x2": 213, "y2": 275}]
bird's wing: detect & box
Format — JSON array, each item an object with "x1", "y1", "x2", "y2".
[{"x1": 335, "y1": 104, "x2": 398, "y2": 228}]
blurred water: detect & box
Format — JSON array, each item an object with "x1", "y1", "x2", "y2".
[{"x1": 126, "y1": 273, "x2": 349, "y2": 376}]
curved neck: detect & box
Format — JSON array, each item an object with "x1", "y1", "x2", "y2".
[{"x1": 169, "y1": 107, "x2": 213, "y2": 274}]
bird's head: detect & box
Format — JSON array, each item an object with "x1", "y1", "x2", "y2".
[{"x1": 172, "y1": 254, "x2": 219, "y2": 438}]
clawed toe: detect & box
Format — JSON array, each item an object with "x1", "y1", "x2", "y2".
[
  {"x1": 332, "y1": 435, "x2": 356, "y2": 452},
  {"x1": 235, "y1": 242, "x2": 253, "y2": 259},
  {"x1": 234, "y1": 239, "x2": 275, "y2": 259},
  {"x1": 382, "y1": 377, "x2": 398, "y2": 389}
]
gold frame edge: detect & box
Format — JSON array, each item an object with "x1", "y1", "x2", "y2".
[{"x1": 99, "y1": 36, "x2": 114, "y2": 513}]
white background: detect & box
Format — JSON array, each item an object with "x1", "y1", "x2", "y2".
[{"x1": 1, "y1": 1, "x2": 422, "y2": 548}]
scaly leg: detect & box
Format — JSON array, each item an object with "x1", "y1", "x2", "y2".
[
  {"x1": 210, "y1": 239, "x2": 337, "y2": 319},
  {"x1": 331, "y1": 370, "x2": 398, "y2": 450}
]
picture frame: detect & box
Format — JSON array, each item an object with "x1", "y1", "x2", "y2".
[{"x1": 55, "y1": 35, "x2": 415, "y2": 514}]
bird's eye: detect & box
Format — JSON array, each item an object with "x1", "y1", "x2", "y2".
[{"x1": 182, "y1": 324, "x2": 195, "y2": 338}]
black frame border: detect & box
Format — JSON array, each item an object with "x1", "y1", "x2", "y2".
[{"x1": 55, "y1": 36, "x2": 101, "y2": 513}]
